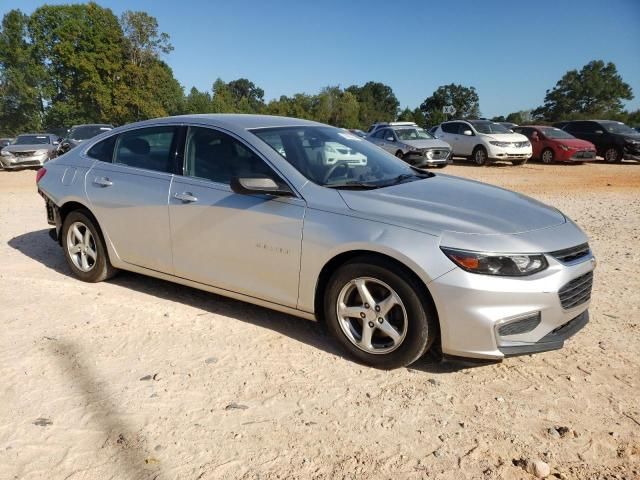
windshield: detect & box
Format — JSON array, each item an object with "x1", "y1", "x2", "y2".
[
  {"x1": 13, "y1": 135, "x2": 50, "y2": 145},
  {"x1": 251, "y1": 126, "x2": 429, "y2": 188},
  {"x1": 69, "y1": 125, "x2": 112, "y2": 141},
  {"x1": 540, "y1": 127, "x2": 575, "y2": 139},
  {"x1": 395, "y1": 128, "x2": 433, "y2": 140},
  {"x1": 601, "y1": 122, "x2": 637, "y2": 135},
  {"x1": 471, "y1": 121, "x2": 511, "y2": 134}
]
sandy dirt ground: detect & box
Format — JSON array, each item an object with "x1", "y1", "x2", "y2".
[{"x1": 0, "y1": 160, "x2": 639, "y2": 480}]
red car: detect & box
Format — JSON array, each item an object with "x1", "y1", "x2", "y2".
[{"x1": 513, "y1": 126, "x2": 597, "y2": 164}]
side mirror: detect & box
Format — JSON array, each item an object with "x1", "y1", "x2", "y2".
[
  {"x1": 386, "y1": 136, "x2": 395, "y2": 142},
  {"x1": 463, "y1": 130, "x2": 473, "y2": 136},
  {"x1": 230, "y1": 176, "x2": 293, "y2": 197}
]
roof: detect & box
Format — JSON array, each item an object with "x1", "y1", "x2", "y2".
[{"x1": 156, "y1": 114, "x2": 323, "y2": 130}]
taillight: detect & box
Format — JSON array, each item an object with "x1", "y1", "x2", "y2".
[{"x1": 36, "y1": 167, "x2": 47, "y2": 183}]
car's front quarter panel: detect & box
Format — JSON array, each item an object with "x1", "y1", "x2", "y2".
[{"x1": 297, "y1": 208, "x2": 456, "y2": 313}]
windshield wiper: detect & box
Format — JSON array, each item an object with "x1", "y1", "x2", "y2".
[
  {"x1": 385, "y1": 171, "x2": 432, "y2": 186},
  {"x1": 325, "y1": 181, "x2": 382, "y2": 190}
]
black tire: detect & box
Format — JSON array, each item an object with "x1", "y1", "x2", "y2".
[
  {"x1": 61, "y1": 210, "x2": 118, "y2": 282},
  {"x1": 395, "y1": 150, "x2": 404, "y2": 159},
  {"x1": 512, "y1": 158, "x2": 528, "y2": 166},
  {"x1": 324, "y1": 257, "x2": 437, "y2": 369},
  {"x1": 603, "y1": 146, "x2": 622, "y2": 163},
  {"x1": 540, "y1": 148, "x2": 554, "y2": 164},
  {"x1": 471, "y1": 146, "x2": 488, "y2": 166}
]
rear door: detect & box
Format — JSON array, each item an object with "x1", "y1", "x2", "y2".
[
  {"x1": 377, "y1": 128, "x2": 397, "y2": 154},
  {"x1": 168, "y1": 125, "x2": 305, "y2": 308},
  {"x1": 85, "y1": 125, "x2": 178, "y2": 273},
  {"x1": 439, "y1": 122, "x2": 462, "y2": 154}
]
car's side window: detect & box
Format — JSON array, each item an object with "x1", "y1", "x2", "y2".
[
  {"x1": 441, "y1": 123, "x2": 455, "y2": 134},
  {"x1": 184, "y1": 126, "x2": 275, "y2": 185},
  {"x1": 113, "y1": 126, "x2": 177, "y2": 173},
  {"x1": 374, "y1": 129, "x2": 386, "y2": 139},
  {"x1": 87, "y1": 135, "x2": 117, "y2": 162}
]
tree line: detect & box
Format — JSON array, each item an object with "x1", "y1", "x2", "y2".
[{"x1": 1, "y1": 3, "x2": 637, "y2": 137}]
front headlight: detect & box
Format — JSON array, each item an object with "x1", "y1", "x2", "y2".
[
  {"x1": 489, "y1": 141, "x2": 511, "y2": 148},
  {"x1": 441, "y1": 247, "x2": 548, "y2": 276},
  {"x1": 558, "y1": 144, "x2": 571, "y2": 151},
  {"x1": 35, "y1": 149, "x2": 48, "y2": 155},
  {"x1": 425, "y1": 150, "x2": 434, "y2": 159},
  {"x1": 1, "y1": 150, "x2": 11, "y2": 156}
]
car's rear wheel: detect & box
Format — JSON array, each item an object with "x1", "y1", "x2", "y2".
[
  {"x1": 604, "y1": 146, "x2": 622, "y2": 163},
  {"x1": 61, "y1": 210, "x2": 117, "y2": 282},
  {"x1": 471, "y1": 146, "x2": 488, "y2": 166},
  {"x1": 541, "y1": 148, "x2": 554, "y2": 164},
  {"x1": 324, "y1": 258, "x2": 437, "y2": 369}
]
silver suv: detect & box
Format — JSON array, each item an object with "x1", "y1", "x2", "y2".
[{"x1": 367, "y1": 125, "x2": 452, "y2": 168}]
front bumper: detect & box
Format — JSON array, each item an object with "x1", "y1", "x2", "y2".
[
  {"x1": 0, "y1": 154, "x2": 47, "y2": 169},
  {"x1": 554, "y1": 149, "x2": 597, "y2": 162},
  {"x1": 404, "y1": 150, "x2": 451, "y2": 167},
  {"x1": 486, "y1": 144, "x2": 532, "y2": 161},
  {"x1": 429, "y1": 250, "x2": 595, "y2": 360}
]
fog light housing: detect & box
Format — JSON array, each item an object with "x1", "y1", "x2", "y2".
[{"x1": 495, "y1": 312, "x2": 541, "y2": 344}]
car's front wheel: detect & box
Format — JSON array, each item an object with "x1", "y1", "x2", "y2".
[
  {"x1": 61, "y1": 210, "x2": 118, "y2": 282},
  {"x1": 603, "y1": 146, "x2": 623, "y2": 163},
  {"x1": 324, "y1": 258, "x2": 437, "y2": 369}
]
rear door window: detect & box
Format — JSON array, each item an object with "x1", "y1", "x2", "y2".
[
  {"x1": 87, "y1": 136, "x2": 116, "y2": 162},
  {"x1": 113, "y1": 126, "x2": 177, "y2": 173}
]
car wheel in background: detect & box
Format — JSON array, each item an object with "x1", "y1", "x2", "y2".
[
  {"x1": 324, "y1": 257, "x2": 437, "y2": 369},
  {"x1": 541, "y1": 148, "x2": 554, "y2": 164},
  {"x1": 61, "y1": 210, "x2": 118, "y2": 283},
  {"x1": 395, "y1": 150, "x2": 404, "y2": 159},
  {"x1": 604, "y1": 146, "x2": 622, "y2": 163},
  {"x1": 471, "y1": 146, "x2": 488, "y2": 166}
]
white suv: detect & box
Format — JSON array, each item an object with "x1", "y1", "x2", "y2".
[{"x1": 435, "y1": 120, "x2": 532, "y2": 166}]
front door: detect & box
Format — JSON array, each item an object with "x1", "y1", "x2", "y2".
[{"x1": 168, "y1": 126, "x2": 305, "y2": 308}]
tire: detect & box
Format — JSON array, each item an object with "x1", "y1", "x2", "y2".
[
  {"x1": 61, "y1": 210, "x2": 118, "y2": 282},
  {"x1": 395, "y1": 150, "x2": 405, "y2": 159},
  {"x1": 324, "y1": 257, "x2": 437, "y2": 369},
  {"x1": 471, "y1": 146, "x2": 488, "y2": 166},
  {"x1": 541, "y1": 148, "x2": 554, "y2": 164},
  {"x1": 512, "y1": 158, "x2": 528, "y2": 166},
  {"x1": 603, "y1": 146, "x2": 622, "y2": 163}
]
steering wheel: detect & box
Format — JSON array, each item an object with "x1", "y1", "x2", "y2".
[{"x1": 323, "y1": 162, "x2": 350, "y2": 183}]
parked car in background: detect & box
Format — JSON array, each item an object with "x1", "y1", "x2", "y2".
[
  {"x1": 0, "y1": 138, "x2": 13, "y2": 148},
  {"x1": 428, "y1": 125, "x2": 440, "y2": 136},
  {"x1": 347, "y1": 129, "x2": 367, "y2": 138},
  {"x1": 0, "y1": 133, "x2": 59, "y2": 169},
  {"x1": 435, "y1": 120, "x2": 532, "y2": 166},
  {"x1": 554, "y1": 120, "x2": 640, "y2": 163},
  {"x1": 367, "y1": 124, "x2": 451, "y2": 168},
  {"x1": 513, "y1": 126, "x2": 596, "y2": 164},
  {"x1": 308, "y1": 139, "x2": 367, "y2": 167},
  {"x1": 366, "y1": 121, "x2": 418, "y2": 134},
  {"x1": 58, "y1": 124, "x2": 113, "y2": 155},
  {"x1": 634, "y1": 126, "x2": 640, "y2": 134},
  {"x1": 36, "y1": 114, "x2": 594, "y2": 368}
]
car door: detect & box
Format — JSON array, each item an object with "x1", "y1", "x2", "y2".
[
  {"x1": 376, "y1": 128, "x2": 395, "y2": 154},
  {"x1": 85, "y1": 125, "x2": 178, "y2": 273},
  {"x1": 168, "y1": 125, "x2": 305, "y2": 308},
  {"x1": 516, "y1": 127, "x2": 541, "y2": 158},
  {"x1": 439, "y1": 122, "x2": 461, "y2": 154}
]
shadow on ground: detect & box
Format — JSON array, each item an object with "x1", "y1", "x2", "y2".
[{"x1": 9, "y1": 228, "x2": 490, "y2": 374}]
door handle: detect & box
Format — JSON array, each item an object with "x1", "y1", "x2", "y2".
[
  {"x1": 173, "y1": 192, "x2": 198, "y2": 203},
  {"x1": 93, "y1": 177, "x2": 112, "y2": 187}
]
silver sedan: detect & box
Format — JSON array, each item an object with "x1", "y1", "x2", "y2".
[{"x1": 36, "y1": 115, "x2": 595, "y2": 369}]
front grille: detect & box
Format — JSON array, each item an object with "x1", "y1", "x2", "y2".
[
  {"x1": 550, "y1": 243, "x2": 590, "y2": 263},
  {"x1": 573, "y1": 150, "x2": 596, "y2": 159},
  {"x1": 425, "y1": 149, "x2": 449, "y2": 160},
  {"x1": 558, "y1": 271, "x2": 593, "y2": 310},
  {"x1": 13, "y1": 151, "x2": 37, "y2": 157}
]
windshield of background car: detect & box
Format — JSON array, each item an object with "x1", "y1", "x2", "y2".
[
  {"x1": 471, "y1": 122, "x2": 511, "y2": 134},
  {"x1": 14, "y1": 135, "x2": 50, "y2": 145},
  {"x1": 70, "y1": 126, "x2": 112, "y2": 141},
  {"x1": 601, "y1": 122, "x2": 637, "y2": 135},
  {"x1": 395, "y1": 128, "x2": 434, "y2": 140},
  {"x1": 251, "y1": 126, "x2": 422, "y2": 187},
  {"x1": 540, "y1": 127, "x2": 575, "y2": 139}
]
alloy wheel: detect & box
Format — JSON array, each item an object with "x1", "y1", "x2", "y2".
[
  {"x1": 336, "y1": 277, "x2": 408, "y2": 354},
  {"x1": 604, "y1": 148, "x2": 619, "y2": 163},
  {"x1": 66, "y1": 221, "x2": 97, "y2": 272},
  {"x1": 474, "y1": 148, "x2": 486, "y2": 165},
  {"x1": 542, "y1": 150, "x2": 553, "y2": 164}
]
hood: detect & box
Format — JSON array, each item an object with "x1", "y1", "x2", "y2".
[
  {"x1": 338, "y1": 174, "x2": 566, "y2": 235},
  {"x1": 483, "y1": 132, "x2": 529, "y2": 142},
  {"x1": 3, "y1": 144, "x2": 55, "y2": 152},
  {"x1": 402, "y1": 139, "x2": 451, "y2": 150},
  {"x1": 553, "y1": 138, "x2": 595, "y2": 149}
]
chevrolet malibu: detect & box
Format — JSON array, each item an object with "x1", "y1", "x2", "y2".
[{"x1": 36, "y1": 115, "x2": 595, "y2": 369}]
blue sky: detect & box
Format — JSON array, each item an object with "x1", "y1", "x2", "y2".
[{"x1": 3, "y1": 0, "x2": 640, "y2": 117}]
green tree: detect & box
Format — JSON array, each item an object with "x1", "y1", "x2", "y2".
[
  {"x1": 120, "y1": 10, "x2": 173, "y2": 68},
  {"x1": 312, "y1": 86, "x2": 360, "y2": 127},
  {"x1": 420, "y1": 83, "x2": 480, "y2": 124},
  {"x1": 397, "y1": 107, "x2": 426, "y2": 127},
  {"x1": 227, "y1": 78, "x2": 265, "y2": 113},
  {"x1": 346, "y1": 81, "x2": 399, "y2": 129},
  {"x1": 183, "y1": 86, "x2": 213, "y2": 114},
  {"x1": 533, "y1": 60, "x2": 633, "y2": 121},
  {"x1": 505, "y1": 110, "x2": 532, "y2": 125},
  {"x1": 491, "y1": 115, "x2": 506, "y2": 122},
  {"x1": 0, "y1": 9, "x2": 44, "y2": 135}
]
